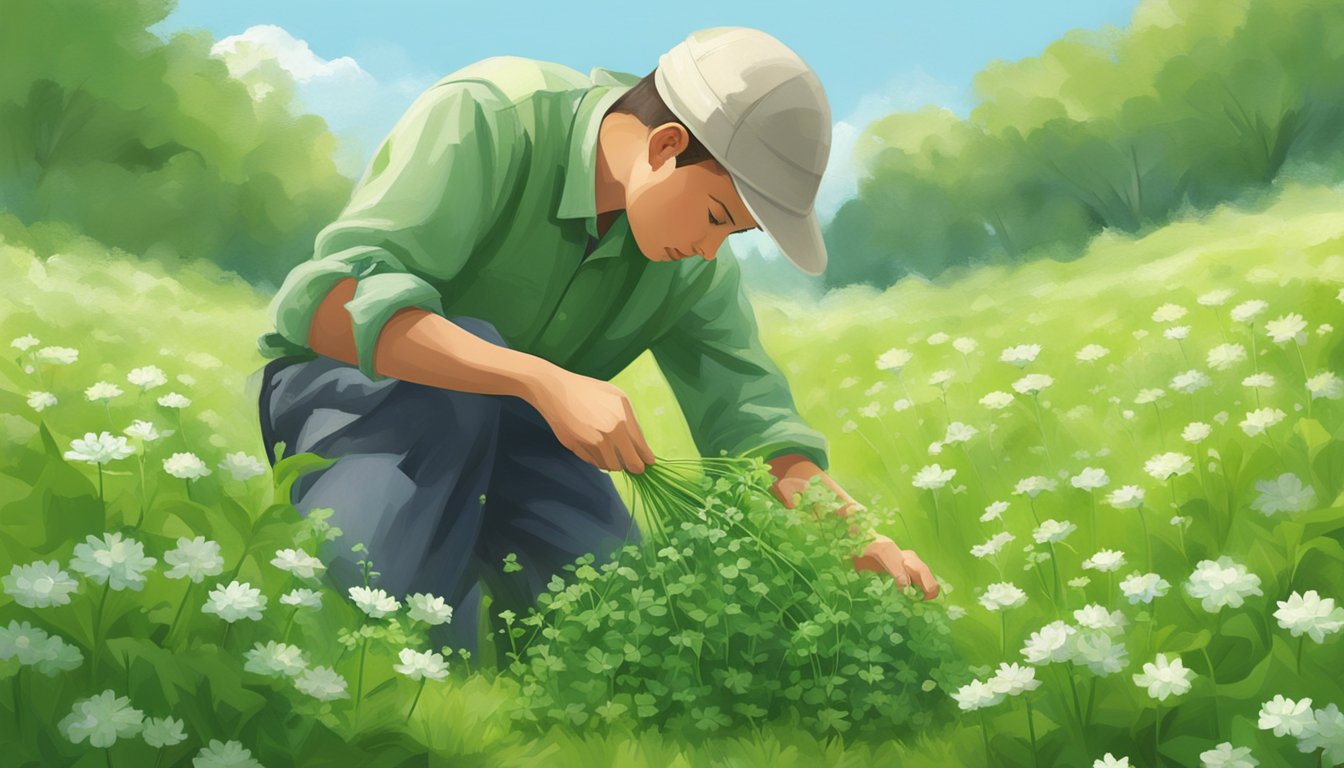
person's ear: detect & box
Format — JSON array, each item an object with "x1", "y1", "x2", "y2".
[{"x1": 647, "y1": 123, "x2": 688, "y2": 172}]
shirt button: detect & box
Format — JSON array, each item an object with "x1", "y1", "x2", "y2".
[{"x1": 557, "y1": 311, "x2": 568, "y2": 321}]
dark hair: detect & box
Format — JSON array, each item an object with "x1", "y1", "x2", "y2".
[{"x1": 606, "y1": 69, "x2": 720, "y2": 169}]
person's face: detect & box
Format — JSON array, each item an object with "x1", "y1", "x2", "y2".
[{"x1": 623, "y1": 122, "x2": 761, "y2": 263}]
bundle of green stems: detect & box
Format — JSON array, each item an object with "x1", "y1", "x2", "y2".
[{"x1": 620, "y1": 455, "x2": 824, "y2": 592}]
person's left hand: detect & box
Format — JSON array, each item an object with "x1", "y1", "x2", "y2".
[{"x1": 765, "y1": 454, "x2": 940, "y2": 601}]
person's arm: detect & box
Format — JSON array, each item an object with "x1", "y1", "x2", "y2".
[
  {"x1": 307, "y1": 277, "x2": 556, "y2": 399},
  {"x1": 648, "y1": 240, "x2": 830, "y2": 470},
  {"x1": 264, "y1": 80, "x2": 522, "y2": 383}
]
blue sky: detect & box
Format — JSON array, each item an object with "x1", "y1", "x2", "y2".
[{"x1": 150, "y1": 0, "x2": 1142, "y2": 259}]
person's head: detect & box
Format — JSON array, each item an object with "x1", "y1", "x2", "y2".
[{"x1": 599, "y1": 69, "x2": 762, "y2": 264}]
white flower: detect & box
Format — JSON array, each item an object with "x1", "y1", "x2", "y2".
[
  {"x1": 244, "y1": 641, "x2": 308, "y2": 678},
  {"x1": 1171, "y1": 369, "x2": 1212, "y2": 394},
  {"x1": 32, "y1": 634, "x2": 84, "y2": 676},
  {"x1": 1296, "y1": 703, "x2": 1344, "y2": 765},
  {"x1": 84, "y1": 381, "x2": 123, "y2": 402},
  {"x1": 393, "y1": 647, "x2": 450, "y2": 681},
  {"x1": 840, "y1": 376, "x2": 860, "y2": 389},
  {"x1": 1239, "y1": 408, "x2": 1286, "y2": 437},
  {"x1": 35, "y1": 346, "x2": 79, "y2": 365},
  {"x1": 1251, "y1": 473, "x2": 1316, "y2": 515},
  {"x1": 294, "y1": 666, "x2": 349, "y2": 701},
  {"x1": 926, "y1": 332, "x2": 950, "y2": 345},
  {"x1": 279, "y1": 588, "x2": 323, "y2": 610},
  {"x1": 1021, "y1": 620, "x2": 1077, "y2": 664},
  {"x1": 1119, "y1": 572, "x2": 1171, "y2": 604},
  {"x1": 1144, "y1": 452, "x2": 1194, "y2": 481},
  {"x1": 141, "y1": 715, "x2": 187, "y2": 748},
  {"x1": 1307, "y1": 371, "x2": 1344, "y2": 400},
  {"x1": 193, "y1": 738, "x2": 264, "y2": 768},
  {"x1": 202, "y1": 580, "x2": 267, "y2": 622},
  {"x1": 943, "y1": 422, "x2": 978, "y2": 444},
  {"x1": 1206, "y1": 343, "x2": 1248, "y2": 370},
  {"x1": 1106, "y1": 485, "x2": 1145, "y2": 509},
  {"x1": 177, "y1": 373, "x2": 197, "y2": 387},
  {"x1": 987, "y1": 662, "x2": 1040, "y2": 697},
  {"x1": 1069, "y1": 628, "x2": 1130, "y2": 675},
  {"x1": 1273, "y1": 591, "x2": 1344, "y2": 643},
  {"x1": 124, "y1": 419, "x2": 165, "y2": 442},
  {"x1": 127, "y1": 365, "x2": 168, "y2": 390},
  {"x1": 980, "y1": 391, "x2": 1014, "y2": 409},
  {"x1": 979, "y1": 582, "x2": 1028, "y2": 611},
  {"x1": 64, "y1": 432, "x2": 134, "y2": 465},
  {"x1": 348, "y1": 586, "x2": 399, "y2": 618},
  {"x1": 163, "y1": 536, "x2": 224, "y2": 583},
  {"x1": 3, "y1": 560, "x2": 79, "y2": 608},
  {"x1": 407, "y1": 593, "x2": 454, "y2": 626},
  {"x1": 1014, "y1": 476, "x2": 1058, "y2": 498},
  {"x1": 864, "y1": 381, "x2": 887, "y2": 396},
  {"x1": 858, "y1": 402, "x2": 881, "y2": 419},
  {"x1": 952, "y1": 679, "x2": 1005, "y2": 711},
  {"x1": 1032, "y1": 519, "x2": 1077, "y2": 544},
  {"x1": 927, "y1": 440, "x2": 943, "y2": 454},
  {"x1": 1198, "y1": 289, "x2": 1234, "y2": 306},
  {"x1": 1076, "y1": 344, "x2": 1110, "y2": 362},
  {"x1": 1093, "y1": 754, "x2": 1131, "y2": 768},
  {"x1": 163, "y1": 452, "x2": 211, "y2": 480},
  {"x1": 1082, "y1": 549, "x2": 1126, "y2": 573},
  {"x1": 0, "y1": 620, "x2": 54, "y2": 664},
  {"x1": 70, "y1": 532, "x2": 157, "y2": 591},
  {"x1": 1229, "y1": 300, "x2": 1267, "y2": 324},
  {"x1": 953, "y1": 337, "x2": 977, "y2": 354},
  {"x1": 1000, "y1": 344, "x2": 1041, "y2": 367},
  {"x1": 929, "y1": 369, "x2": 955, "y2": 386},
  {"x1": 1258, "y1": 694, "x2": 1314, "y2": 737},
  {"x1": 971, "y1": 532, "x2": 1015, "y2": 559},
  {"x1": 157, "y1": 392, "x2": 192, "y2": 409},
  {"x1": 1071, "y1": 467, "x2": 1109, "y2": 491},
  {"x1": 1069, "y1": 576, "x2": 1091, "y2": 589},
  {"x1": 1134, "y1": 388, "x2": 1165, "y2": 405},
  {"x1": 946, "y1": 604, "x2": 967, "y2": 620},
  {"x1": 1266, "y1": 313, "x2": 1308, "y2": 344},
  {"x1": 1182, "y1": 422, "x2": 1212, "y2": 443},
  {"x1": 58, "y1": 689, "x2": 144, "y2": 748},
  {"x1": 1164, "y1": 325, "x2": 1190, "y2": 340},
  {"x1": 1074, "y1": 604, "x2": 1126, "y2": 632},
  {"x1": 219, "y1": 452, "x2": 267, "y2": 481},
  {"x1": 980, "y1": 500, "x2": 1009, "y2": 522},
  {"x1": 1199, "y1": 741, "x2": 1257, "y2": 768},
  {"x1": 1242, "y1": 372, "x2": 1276, "y2": 389},
  {"x1": 270, "y1": 549, "x2": 325, "y2": 580},
  {"x1": 27, "y1": 391, "x2": 58, "y2": 411},
  {"x1": 912, "y1": 464, "x2": 956, "y2": 490},
  {"x1": 1184, "y1": 556, "x2": 1263, "y2": 612},
  {"x1": 11, "y1": 334, "x2": 40, "y2": 351},
  {"x1": 1132, "y1": 653, "x2": 1195, "y2": 701},
  {"x1": 876, "y1": 348, "x2": 912, "y2": 372},
  {"x1": 1152, "y1": 304, "x2": 1188, "y2": 323},
  {"x1": 1012, "y1": 373, "x2": 1053, "y2": 394}
]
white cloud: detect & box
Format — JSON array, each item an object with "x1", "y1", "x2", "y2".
[{"x1": 209, "y1": 24, "x2": 433, "y2": 178}]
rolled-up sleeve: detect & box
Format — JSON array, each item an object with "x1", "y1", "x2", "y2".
[
  {"x1": 649, "y1": 242, "x2": 830, "y2": 471},
  {"x1": 264, "y1": 81, "x2": 520, "y2": 382}
]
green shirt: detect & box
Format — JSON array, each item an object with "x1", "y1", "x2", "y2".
[{"x1": 256, "y1": 56, "x2": 830, "y2": 471}]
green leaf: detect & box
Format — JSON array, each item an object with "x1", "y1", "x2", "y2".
[{"x1": 271, "y1": 451, "x2": 337, "y2": 504}]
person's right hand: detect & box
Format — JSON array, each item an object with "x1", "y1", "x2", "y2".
[{"x1": 528, "y1": 367, "x2": 656, "y2": 474}]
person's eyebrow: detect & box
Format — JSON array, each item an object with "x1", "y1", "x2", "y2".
[{"x1": 708, "y1": 193, "x2": 759, "y2": 233}]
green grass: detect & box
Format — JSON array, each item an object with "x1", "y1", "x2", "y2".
[{"x1": 1, "y1": 179, "x2": 1343, "y2": 766}]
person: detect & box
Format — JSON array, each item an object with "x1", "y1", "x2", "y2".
[{"x1": 248, "y1": 26, "x2": 939, "y2": 664}]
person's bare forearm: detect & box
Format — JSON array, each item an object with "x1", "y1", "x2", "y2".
[{"x1": 306, "y1": 277, "x2": 556, "y2": 401}]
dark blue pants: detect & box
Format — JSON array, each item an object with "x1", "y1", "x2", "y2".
[{"x1": 256, "y1": 316, "x2": 642, "y2": 662}]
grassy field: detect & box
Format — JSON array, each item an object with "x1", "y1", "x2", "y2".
[{"x1": 1, "y1": 180, "x2": 1342, "y2": 766}]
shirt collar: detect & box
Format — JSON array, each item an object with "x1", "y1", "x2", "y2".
[{"x1": 556, "y1": 79, "x2": 635, "y2": 240}]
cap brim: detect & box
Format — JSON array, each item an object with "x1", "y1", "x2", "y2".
[{"x1": 730, "y1": 175, "x2": 828, "y2": 277}]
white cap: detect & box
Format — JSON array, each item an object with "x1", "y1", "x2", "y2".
[{"x1": 655, "y1": 27, "x2": 832, "y2": 276}]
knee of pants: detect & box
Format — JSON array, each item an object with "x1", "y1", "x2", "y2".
[{"x1": 449, "y1": 316, "x2": 511, "y2": 349}]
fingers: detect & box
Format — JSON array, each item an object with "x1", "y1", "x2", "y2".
[
  {"x1": 612, "y1": 437, "x2": 646, "y2": 475},
  {"x1": 904, "y1": 551, "x2": 940, "y2": 601},
  {"x1": 623, "y1": 400, "x2": 657, "y2": 467}
]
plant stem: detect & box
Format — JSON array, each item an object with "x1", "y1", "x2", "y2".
[
  {"x1": 1024, "y1": 696, "x2": 1040, "y2": 768},
  {"x1": 165, "y1": 582, "x2": 193, "y2": 648},
  {"x1": 405, "y1": 677, "x2": 427, "y2": 723},
  {"x1": 980, "y1": 709, "x2": 993, "y2": 768}
]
